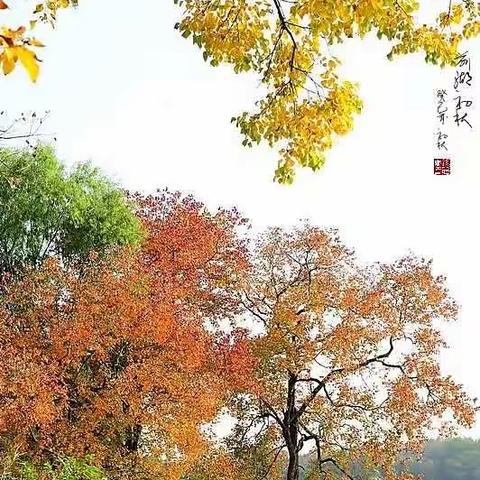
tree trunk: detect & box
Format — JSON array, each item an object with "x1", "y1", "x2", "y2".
[
  {"x1": 125, "y1": 423, "x2": 142, "y2": 452},
  {"x1": 285, "y1": 372, "x2": 300, "y2": 480},
  {"x1": 286, "y1": 446, "x2": 300, "y2": 480}
]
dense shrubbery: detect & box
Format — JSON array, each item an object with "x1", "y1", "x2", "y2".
[{"x1": 0, "y1": 454, "x2": 106, "y2": 480}]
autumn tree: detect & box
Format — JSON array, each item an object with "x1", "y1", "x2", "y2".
[
  {"x1": 226, "y1": 225, "x2": 475, "y2": 480},
  {"x1": 0, "y1": 191, "x2": 254, "y2": 480},
  {"x1": 0, "y1": 145, "x2": 141, "y2": 277}
]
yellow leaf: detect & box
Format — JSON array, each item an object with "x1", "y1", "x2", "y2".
[
  {"x1": 2, "y1": 47, "x2": 17, "y2": 76},
  {"x1": 16, "y1": 47, "x2": 39, "y2": 82},
  {"x1": 2, "y1": 54, "x2": 15, "y2": 75}
]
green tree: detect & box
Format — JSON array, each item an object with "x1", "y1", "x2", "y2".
[{"x1": 0, "y1": 145, "x2": 142, "y2": 276}]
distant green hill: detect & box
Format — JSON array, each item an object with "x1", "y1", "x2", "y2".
[
  {"x1": 299, "y1": 438, "x2": 480, "y2": 480},
  {"x1": 409, "y1": 438, "x2": 480, "y2": 480}
]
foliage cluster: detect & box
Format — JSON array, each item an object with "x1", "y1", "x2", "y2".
[
  {"x1": 0, "y1": 146, "x2": 142, "y2": 276},
  {"x1": 0, "y1": 453, "x2": 105, "y2": 480}
]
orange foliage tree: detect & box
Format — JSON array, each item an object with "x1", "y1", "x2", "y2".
[
  {"x1": 224, "y1": 225, "x2": 476, "y2": 480},
  {"x1": 0, "y1": 191, "x2": 254, "y2": 480}
]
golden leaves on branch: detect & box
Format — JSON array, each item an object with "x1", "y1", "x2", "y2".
[
  {"x1": 2, "y1": 0, "x2": 479, "y2": 181},
  {"x1": 176, "y1": 0, "x2": 480, "y2": 182}
]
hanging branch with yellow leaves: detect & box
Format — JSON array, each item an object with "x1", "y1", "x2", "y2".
[{"x1": 175, "y1": 0, "x2": 480, "y2": 182}]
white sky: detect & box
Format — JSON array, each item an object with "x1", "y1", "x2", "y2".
[{"x1": 2, "y1": 0, "x2": 480, "y2": 435}]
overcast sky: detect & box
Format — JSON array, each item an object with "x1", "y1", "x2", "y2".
[{"x1": 3, "y1": 0, "x2": 480, "y2": 435}]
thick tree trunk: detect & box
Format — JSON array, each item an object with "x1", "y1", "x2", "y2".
[
  {"x1": 284, "y1": 372, "x2": 300, "y2": 480},
  {"x1": 286, "y1": 446, "x2": 300, "y2": 480}
]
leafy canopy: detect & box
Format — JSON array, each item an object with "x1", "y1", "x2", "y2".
[
  {"x1": 0, "y1": 145, "x2": 142, "y2": 275},
  {"x1": 0, "y1": 187, "x2": 476, "y2": 480}
]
